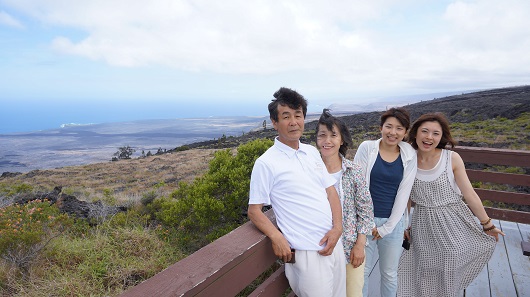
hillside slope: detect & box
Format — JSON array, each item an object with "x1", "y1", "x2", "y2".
[
  {"x1": 183, "y1": 85, "x2": 530, "y2": 149},
  {"x1": 306, "y1": 85, "x2": 530, "y2": 131}
]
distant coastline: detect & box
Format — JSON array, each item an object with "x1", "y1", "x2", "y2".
[{"x1": 0, "y1": 116, "x2": 269, "y2": 174}]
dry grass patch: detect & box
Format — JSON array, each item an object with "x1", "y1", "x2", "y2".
[{"x1": 0, "y1": 149, "x2": 220, "y2": 200}]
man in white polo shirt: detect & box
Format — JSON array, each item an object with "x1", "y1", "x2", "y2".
[{"x1": 248, "y1": 87, "x2": 346, "y2": 297}]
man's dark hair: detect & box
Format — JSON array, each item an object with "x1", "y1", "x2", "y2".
[
  {"x1": 316, "y1": 109, "x2": 353, "y2": 156},
  {"x1": 268, "y1": 87, "x2": 308, "y2": 122}
]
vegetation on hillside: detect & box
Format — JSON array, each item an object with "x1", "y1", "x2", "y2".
[
  {"x1": 450, "y1": 113, "x2": 529, "y2": 150},
  {"x1": 150, "y1": 138, "x2": 273, "y2": 252},
  {"x1": 0, "y1": 139, "x2": 273, "y2": 296}
]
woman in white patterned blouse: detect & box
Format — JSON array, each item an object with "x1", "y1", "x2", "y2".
[{"x1": 316, "y1": 109, "x2": 374, "y2": 297}]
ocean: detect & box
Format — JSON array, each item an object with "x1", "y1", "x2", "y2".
[{"x1": 0, "y1": 116, "x2": 269, "y2": 174}]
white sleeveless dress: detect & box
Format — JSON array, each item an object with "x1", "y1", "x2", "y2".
[{"x1": 397, "y1": 149, "x2": 496, "y2": 297}]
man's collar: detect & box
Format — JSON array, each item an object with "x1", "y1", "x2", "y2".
[{"x1": 274, "y1": 137, "x2": 305, "y2": 157}]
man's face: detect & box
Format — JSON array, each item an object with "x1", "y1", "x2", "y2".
[{"x1": 272, "y1": 104, "x2": 305, "y2": 149}]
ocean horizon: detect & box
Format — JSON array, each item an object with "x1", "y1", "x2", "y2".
[{"x1": 0, "y1": 116, "x2": 270, "y2": 174}]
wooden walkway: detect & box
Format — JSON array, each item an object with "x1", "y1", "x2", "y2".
[{"x1": 365, "y1": 219, "x2": 530, "y2": 297}]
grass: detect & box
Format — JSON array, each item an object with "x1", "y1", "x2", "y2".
[
  {"x1": 1, "y1": 209, "x2": 184, "y2": 297},
  {"x1": 0, "y1": 148, "x2": 219, "y2": 201},
  {"x1": 450, "y1": 113, "x2": 530, "y2": 150}
]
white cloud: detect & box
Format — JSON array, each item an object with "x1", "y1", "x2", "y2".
[
  {"x1": 0, "y1": 10, "x2": 23, "y2": 28},
  {"x1": 2, "y1": 0, "x2": 530, "y2": 97},
  {"x1": 3, "y1": 0, "x2": 400, "y2": 73},
  {"x1": 416, "y1": 0, "x2": 530, "y2": 79}
]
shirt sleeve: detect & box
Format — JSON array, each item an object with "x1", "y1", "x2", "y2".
[
  {"x1": 353, "y1": 166, "x2": 374, "y2": 235},
  {"x1": 248, "y1": 158, "x2": 273, "y2": 205},
  {"x1": 341, "y1": 164, "x2": 374, "y2": 262},
  {"x1": 353, "y1": 141, "x2": 369, "y2": 178}
]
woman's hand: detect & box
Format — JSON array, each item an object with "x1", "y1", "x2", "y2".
[
  {"x1": 484, "y1": 226, "x2": 505, "y2": 242},
  {"x1": 371, "y1": 227, "x2": 382, "y2": 240},
  {"x1": 404, "y1": 227, "x2": 411, "y2": 241},
  {"x1": 350, "y1": 243, "x2": 365, "y2": 268}
]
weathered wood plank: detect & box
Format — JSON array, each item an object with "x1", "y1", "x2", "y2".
[
  {"x1": 467, "y1": 170, "x2": 530, "y2": 187},
  {"x1": 518, "y1": 222, "x2": 530, "y2": 257},
  {"x1": 190, "y1": 242, "x2": 278, "y2": 297},
  {"x1": 500, "y1": 221, "x2": 530, "y2": 297},
  {"x1": 484, "y1": 207, "x2": 530, "y2": 225},
  {"x1": 454, "y1": 146, "x2": 530, "y2": 167},
  {"x1": 248, "y1": 265, "x2": 290, "y2": 297},
  {"x1": 476, "y1": 189, "x2": 530, "y2": 206},
  {"x1": 519, "y1": 222, "x2": 530, "y2": 241},
  {"x1": 488, "y1": 220, "x2": 517, "y2": 297},
  {"x1": 522, "y1": 241, "x2": 530, "y2": 256}
]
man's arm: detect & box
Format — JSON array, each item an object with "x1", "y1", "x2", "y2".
[
  {"x1": 248, "y1": 204, "x2": 293, "y2": 262},
  {"x1": 318, "y1": 186, "x2": 343, "y2": 256}
]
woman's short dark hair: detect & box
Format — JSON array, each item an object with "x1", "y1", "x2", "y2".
[
  {"x1": 268, "y1": 87, "x2": 308, "y2": 122},
  {"x1": 316, "y1": 109, "x2": 353, "y2": 156},
  {"x1": 380, "y1": 107, "x2": 411, "y2": 131},
  {"x1": 408, "y1": 112, "x2": 457, "y2": 150}
]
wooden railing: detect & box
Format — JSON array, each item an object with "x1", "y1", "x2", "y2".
[
  {"x1": 120, "y1": 146, "x2": 529, "y2": 297},
  {"x1": 453, "y1": 146, "x2": 530, "y2": 224},
  {"x1": 120, "y1": 209, "x2": 291, "y2": 296}
]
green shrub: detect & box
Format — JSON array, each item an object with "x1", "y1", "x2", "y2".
[
  {"x1": 471, "y1": 181, "x2": 482, "y2": 188},
  {"x1": 141, "y1": 191, "x2": 158, "y2": 206},
  {"x1": 482, "y1": 200, "x2": 493, "y2": 207},
  {"x1": 155, "y1": 138, "x2": 273, "y2": 251},
  {"x1": 0, "y1": 183, "x2": 34, "y2": 196},
  {"x1": 173, "y1": 145, "x2": 190, "y2": 152},
  {"x1": 0, "y1": 200, "x2": 72, "y2": 278},
  {"x1": 489, "y1": 166, "x2": 525, "y2": 175},
  {"x1": 105, "y1": 209, "x2": 150, "y2": 229},
  {"x1": 101, "y1": 188, "x2": 116, "y2": 205}
]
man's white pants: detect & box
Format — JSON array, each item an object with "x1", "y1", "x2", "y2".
[{"x1": 285, "y1": 242, "x2": 346, "y2": 297}]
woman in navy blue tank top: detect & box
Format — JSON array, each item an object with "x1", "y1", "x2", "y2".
[{"x1": 353, "y1": 107, "x2": 417, "y2": 297}]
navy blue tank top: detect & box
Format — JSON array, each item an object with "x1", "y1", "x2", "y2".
[{"x1": 369, "y1": 153, "x2": 403, "y2": 218}]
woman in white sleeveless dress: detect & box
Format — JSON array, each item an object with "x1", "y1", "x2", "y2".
[{"x1": 397, "y1": 113, "x2": 504, "y2": 297}]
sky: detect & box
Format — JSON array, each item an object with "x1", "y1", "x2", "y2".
[{"x1": 1, "y1": 0, "x2": 530, "y2": 134}]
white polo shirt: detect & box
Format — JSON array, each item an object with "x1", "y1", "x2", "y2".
[{"x1": 249, "y1": 137, "x2": 336, "y2": 251}]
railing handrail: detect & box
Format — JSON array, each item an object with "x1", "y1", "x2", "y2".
[{"x1": 453, "y1": 146, "x2": 530, "y2": 167}]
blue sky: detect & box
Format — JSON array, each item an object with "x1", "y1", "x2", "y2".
[{"x1": 1, "y1": 0, "x2": 530, "y2": 133}]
